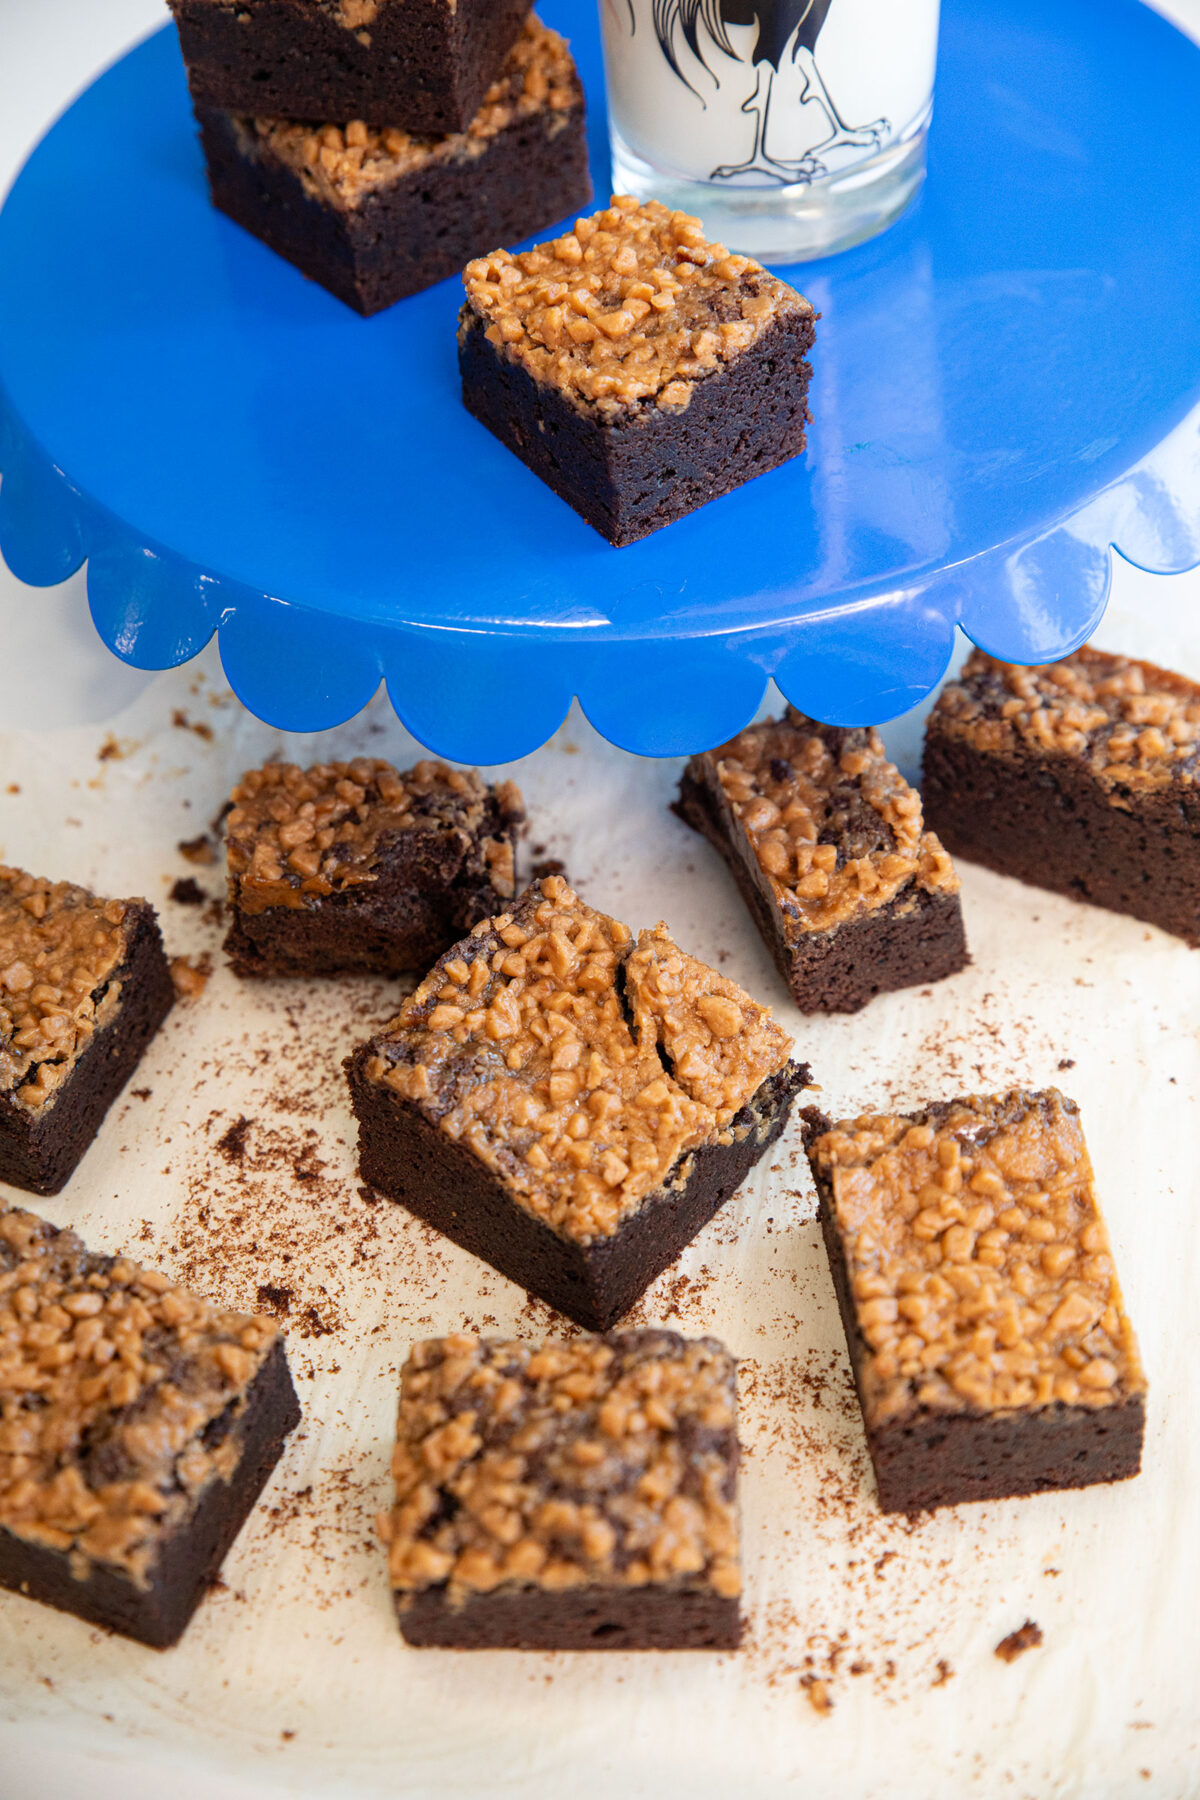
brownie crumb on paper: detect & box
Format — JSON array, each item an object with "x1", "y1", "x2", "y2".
[{"x1": 995, "y1": 1620, "x2": 1044, "y2": 1662}]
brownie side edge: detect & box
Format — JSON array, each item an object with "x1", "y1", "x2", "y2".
[
  {"x1": 396, "y1": 1580, "x2": 741, "y2": 1650},
  {"x1": 922, "y1": 725, "x2": 1200, "y2": 946},
  {"x1": 675, "y1": 766, "x2": 799, "y2": 1000},
  {"x1": 458, "y1": 307, "x2": 815, "y2": 547},
  {"x1": 0, "y1": 1337, "x2": 300, "y2": 1647},
  {"x1": 199, "y1": 98, "x2": 591, "y2": 318},
  {"x1": 347, "y1": 1050, "x2": 808, "y2": 1330},
  {"x1": 677, "y1": 767, "x2": 969, "y2": 1014},
  {"x1": 802, "y1": 1115, "x2": 1145, "y2": 1514},
  {"x1": 0, "y1": 904, "x2": 175, "y2": 1196},
  {"x1": 582, "y1": 1060, "x2": 809, "y2": 1328},
  {"x1": 222, "y1": 809, "x2": 521, "y2": 979},
  {"x1": 173, "y1": 0, "x2": 534, "y2": 134}
]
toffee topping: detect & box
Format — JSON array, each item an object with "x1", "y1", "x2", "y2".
[
  {"x1": 225, "y1": 757, "x2": 523, "y2": 915},
  {"x1": 809, "y1": 1089, "x2": 1146, "y2": 1426},
  {"x1": 0, "y1": 1207, "x2": 281, "y2": 1584},
  {"x1": 363, "y1": 876, "x2": 794, "y2": 1243},
  {"x1": 932, "y1": 647, "x2": 1200, "y2": 787},
  {"x1": 462, "y1": 195, "x2": 813, "y2": 413},
  {"x1": 379, "y1": 1330, "x2": 740, "y2": 1602},
  {"x1": 695, "y1": 711, "x2": 958, "y2": 938},
  {"x1": 0, "y1": 868, "x2": 133, "y2": 1113}
]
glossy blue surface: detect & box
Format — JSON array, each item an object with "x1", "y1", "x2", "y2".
[{"x1": 1, "y1": 0, "x2": 1199, "y2": 758}]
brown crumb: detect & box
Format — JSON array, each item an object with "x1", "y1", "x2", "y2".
[
  {"x1": 1057, "y1": 1058, "x2": 1076, "y2": 1071},
  {"x1": 169, "y1": 877, "x2": 206, "y2": 906},
  {"x1": 281, "y1": 1730, "x2": 295, "y2": 1742},
  {"x1": 298, "y1": 1301, "x2": 340, "y2": 1338},
  {"x1": 256, "y1": 1281, "x2": 293, "y2": 1316},
  {"x1": 5, "y1": 785, "x2": 19, "y2": 796},
  {"x1": 170, "y1": 952, "x2": 212, "y2": 1001},
  {"x1": 217, "y1": 1115, "x2": 253, "y2": 1163},
  {"x1": 995, "y1": 1620, "x2": 1043, "y2": 1663},
  {"x1": 178, "y1": 833, "x2": 217, "y2": 866},
  {"x1": 130, "y1": 1087, "x2": 152, "y2": 1101},
  {"x1": 530, "y1": 857, "x2": 567, "y2": 880},
  {"x1": 932, "y1": 1658, "x2": 954, "y2": 1686},
  {"x1": 97, "y1": 735, "x2": 132, "y2": 762},
  {"x1": 172, "y1": 708, "x2": 215, "y2": 742},
  {"x1": 802, "y1": 1676, "x2": 833, "y2": 1715}
]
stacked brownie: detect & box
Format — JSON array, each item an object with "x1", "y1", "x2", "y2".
[{"x1": 171, "y1": 0, "x2": 592, "y2": 312}]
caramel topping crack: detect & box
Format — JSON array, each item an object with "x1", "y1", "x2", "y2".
[
  {"x1": 364, "y1": 876, "x2": 794, "y2": 1243},
  {"x1": 462, "y1": 195, "x2": 812, "y2": 414},
  {"x1": 244, "y1": 18, "x2": 579, "y2": 206},
  {"x1": 225, "y1": 756, "x2": 523, "y2": 915},
  {"x1": 0, "y1": 868, "x2": 134, "y2": 1113},
  {"x1": 695, "y1": 711, "x2": 958, "y2": 937},
  {"x1": 933, "y1": 647, "x2": 1200, "y2": 787},
  {"x1": 381, "y1": 1331, "x2": 740, "y2": 1601},
  {"x1": 809, "y1": 1089, "x2": 1146, "y2": 1425},
  {"x1": 0, "y1": 1207, "x2": 281, "y2": 1583}
]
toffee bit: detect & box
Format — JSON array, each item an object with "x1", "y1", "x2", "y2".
[
  {"x1": 170, "y1": 952, "x2": 212, "y2": 1002},
  {"x1": 995, "y1": 1620, "x2": 1043, "y2": 1662},
  {"x1": 178, "y1": 834, "x2": 218, "y2": 866},
  {"x1": 802, "y1": 1676, "x2": 834, "y2": 1715}
]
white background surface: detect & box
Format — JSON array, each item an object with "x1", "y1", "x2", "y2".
[{"x1": 2, "y1": 4, "x2": 1200, "y2": 1798}]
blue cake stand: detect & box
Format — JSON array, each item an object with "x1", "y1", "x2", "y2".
[{"x1": 1, "y1": 0, "x2": 1199, "y2": 761}]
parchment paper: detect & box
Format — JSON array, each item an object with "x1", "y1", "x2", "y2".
[{"x1": 0, "y1": 596, "x2": 1197, "y2": 1800}]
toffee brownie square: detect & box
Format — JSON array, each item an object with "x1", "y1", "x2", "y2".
[
  {"x1": 223, "y1": 754, "x2": 525, "y2": 978},
  {"x1": 346, "y1": 875, "x2": 810, "y2": 1329},
  {"x1": 171, "y1": 0, "x2": 534, "y2": 136},
  {"x1": 676, "y1": 711, "x2": 968, "y2": 1014},
  {"x1": 0, "y1": 868, "x2": 175, "y2": 1196},
  {"x1": 381, "y1": 1329, "x2": 742, "y2": 1649},
  {"x1": 0, "y1": 1206, "x2": 301, "y2": 1647},
  {"x1": 923, "y1": 647, "x2": 1200, "y2": 945},
  {"x1": 458, "y1": 197, "x2": 817, "y2": 546},
  {"x1": 198, "y1": 18, "x2": 592, "y2": 316},
  {"x1": 802, "y1": 1089, "x2": 1146, "y2": 1515}
]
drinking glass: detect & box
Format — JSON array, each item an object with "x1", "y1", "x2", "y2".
[{"x1": 599, "y1": 0, "x2": 941, "y2": 260}]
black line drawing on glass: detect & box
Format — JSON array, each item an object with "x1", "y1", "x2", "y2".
[{"x1": 650, "y1": 0, "x2": 890, "y2": 183}]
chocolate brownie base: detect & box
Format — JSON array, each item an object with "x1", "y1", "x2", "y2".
[
  {"x1": 397, "y1": 1580, "x2": 741, "y2": 1649},
  {"x1": 198, "y1": 99, "x2": 591, "y2": 316},
  {"x1": 676, "y1": 769, "x2": 969, "y2": 1013},
  {"x1": 0, "y1": 1339, "x2": 300, "y2": 1647},
  {"x1": 802, "y1": 1108, "x2": 1146, "y2": 1514},
  {"x1": 224, "y1": 819, "x2": 517, "y2": 979},
  {"x1": 0, "y1": 907, "x2": 174, "y2": 1196},
  {"x1": 348, "y1": 1057, "x2": 808, "y2": 1330},
  {"x1": 923, "y1": 729, "x2": 1200, "y2": 946},
  {"x1": 457, "y1": 309, "x2": 815, "y2": 547},
  {"x1": 172, "y1": 0, "x2": 534, "y2": 135}
]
